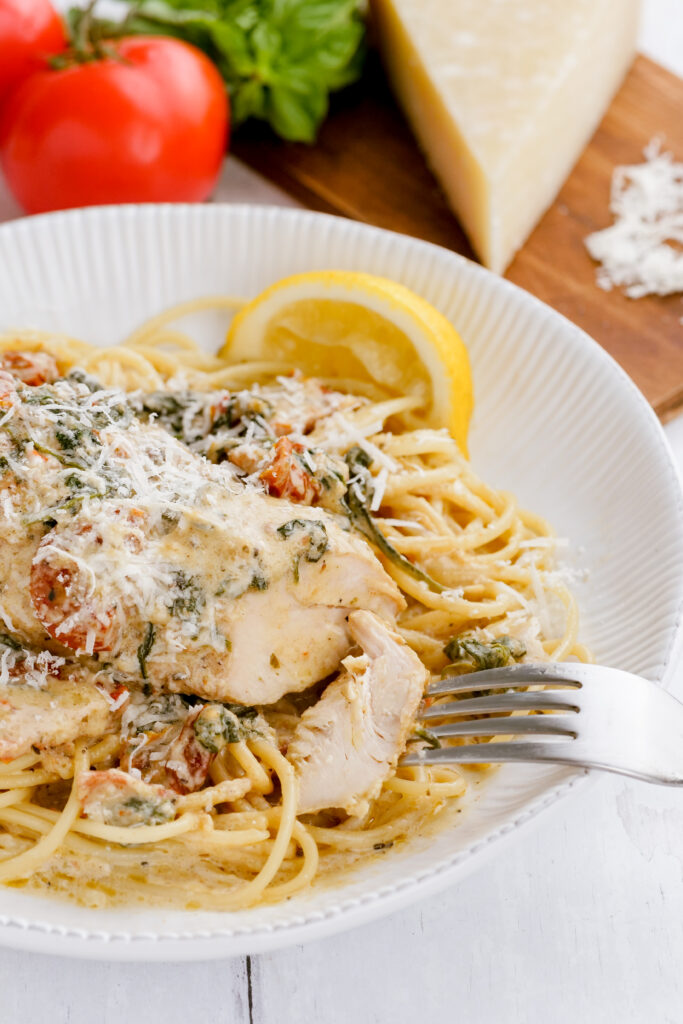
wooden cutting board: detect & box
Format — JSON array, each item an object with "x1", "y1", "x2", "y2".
[{"x1": 234, "y1": 54, "x2": 683, "y2": 420}]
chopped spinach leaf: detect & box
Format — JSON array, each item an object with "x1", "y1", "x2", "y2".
[
  {"x1": 223, "y1": 703, "x2": 258, "y2": 721},
  {"x1": 249, "y1": 568, "x2": 269, "y2": 591},
  {"x1": 137, "y1": 623, "x2": 156, "y2": 680},
  {"x1": 343, "y1": 447, "x2": 445, "y2": 594},
  {"x1": 345, "y1": 445, "x2": 372, "y2": 473},
  {"x1": 65, "y1": 368, "x2": 102, "y2": 393},
  {"x1": 55, "y1": 427, "x2": 83, "y2": 450},
  {"x1": 209, "y1": 392, "x2": 273, "y2": 435},
  {"x1": 0, "y1": 633, "x2": 22, "y2": 651},
  {"x1": 121, "y1": 795, "x2": 175, "y2": 825},
  {"x1": 137, "y1": 391, "x2": 204, "y2": 443},
  {"x1": 413, "y1": 727, "x2": 442, "y2": 749},
  {"x1": 276, "y1": 518, "x2": 328, "y2": 562},
  {"x1": 193, "y1": 702, "x2": 259, "y2": 752},
  {"x1": 215, "y1": 565, "x2": 267, "y2": 599},
  {"x1": 193, "y1": 707, "x2": 228, "y2": 753},
  {"x1": 134, "y1": 693, "x2": 188, "y2": 733},
  {"x1": 443, "y1": 634, "x2": 527, "y2": 671},
  {"x1": 31, "y1": 441, "x2": 81, "y2": 468},
  {"x1": 169, "y1": 571, "x2": 205, "y2": 618}
]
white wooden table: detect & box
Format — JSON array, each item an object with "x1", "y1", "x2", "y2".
[{"x1": 1, "y1": 4, "x2": 682, "y2": 1021}]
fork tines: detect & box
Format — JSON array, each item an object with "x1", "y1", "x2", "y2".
[
  {"x1": 402, "y1": 663, "x2": 584, "y2": 767},
  {"x1": 425, "y1": 663, "x2": 583, "y2": 698}
]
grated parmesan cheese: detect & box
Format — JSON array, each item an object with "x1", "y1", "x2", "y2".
[
  {"x1": 0, "y1": 605, "x2": 15, "y2": 633},
  {"x1": 585, "y1": 138, "x2": 683, "y2": 298},
  {"x1": 23, "y1": 650, "x2": 66, "y2": 689},
  {"x1": 370, "y1": 466, "x2": 389, "y2": 511},
  {"x1": 0, "y1": 647, "x2": 14, "y2": 686},
  {"x1": 379, "y1": 518, "x2": 425, "y2": 531}
]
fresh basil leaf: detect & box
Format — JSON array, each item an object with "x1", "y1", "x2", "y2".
[
  {"x1": 209, "y1": 20, "x2": 255, "y2": 77},
  {"x1": 77, "y1": 0, "x2": 366, "y2": 141},
  {"x1": 268, "y1": 79, "x2": 327, "y2": 142},
  {"x1": 251, "y1": 19, "x2": 280, "y2": 71},
  {"x1": 231, "y1": 78, "x2": 268, "y2": 123}
]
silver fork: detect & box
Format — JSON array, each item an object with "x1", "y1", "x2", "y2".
[{"x1": 401, "y1": 662, "x2": 683, "y2": 784}]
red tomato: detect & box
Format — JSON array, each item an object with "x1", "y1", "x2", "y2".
[
  {"x1": 0, "y1": 36, "x2": 229, "y2": 214},
  {"x1": 0, "y1": 0, "x2": 66, "y2": 103},
  {"x1": 260, "y1": 437, "x2": 322, "y2": 504},
  {"x1": 0, "y1": 350, "x2": 58, "y2": 385}
]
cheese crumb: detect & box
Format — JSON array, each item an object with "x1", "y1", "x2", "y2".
[{"x1": 585, "y1": 138, "x2": 683, "y2": 298}]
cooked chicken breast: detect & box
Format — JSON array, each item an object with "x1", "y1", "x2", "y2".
[
  {"x1": 287, "y1": 610, "x2": 428, "y2": 814},
  {"x1": 30, "y1": 491, "x2": 403, "y2": 705},
  {"x1": 0, "y1": 670, "x2": 112, "y2": 760},
  {"x1": 0, "y1": 371, "x2": 404, "y2": 706}
]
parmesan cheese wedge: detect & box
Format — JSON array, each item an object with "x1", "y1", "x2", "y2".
[{"x1": 371, "y1": 0, "x2": 641, "y2": 273}]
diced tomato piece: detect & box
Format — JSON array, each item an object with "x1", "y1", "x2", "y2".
[
  {"x1": 122, "y1": 710, "x2": 216, "y2": 794},
  {"x1": 260, "y1": 437, "x2": 321, "y2": 504},
  {"x1": 162, "y1": 709, "x2": 213, "y2": 794},
  {"x1": 76, "y1": 769, "x2": 177, "y2": 826},
  {"x1": 30, "y1": 556, "x2": 117, "y2": 653},
  {"x1": 0, "y1": 351, "x2": 58, "y2": 386}
]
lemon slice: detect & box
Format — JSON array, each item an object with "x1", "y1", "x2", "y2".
[{"x1": 221, "y1": 271, "x2": 473, "y2": 454}]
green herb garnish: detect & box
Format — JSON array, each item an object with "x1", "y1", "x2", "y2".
[
  {"x1": 55, "y1": 427, "x2": 83, "y2": 451},
  {"x1": 121, "y1": 795, "x2": 175, "y2": 825},
  {"x1": 343, "y1": 446, "x2": 446, "y2": 594},
  {"x1": 137, "y1": 623, "x2": 156, "y2": 680},
  {"x1": 136, "y1": 391, "x2": 204, "y2": 442},
  {"x1": 66, "y1": 369, "x2": 102, "y2": 393},
  {"x1": 413, "y1": 727, "x2": 442, "y2": 750},
  {"x1": 169, "y1": 571, "x2": 205, "y2": 618},
  {"x1": 277, "y1": 518, "x2": 328, "y2": 562},
  {"x1": 193, "y1": 702, "x2": 259, "y2": 751},
  {"x1": 443, "y1": 634, "x2": 527, "y2": 671},
  {"x1": 0, "y1": 633, "x2": 22, "y2": 651},
  {"x1": 249, "y1": 568, "x2": 269, "y2": 590}
]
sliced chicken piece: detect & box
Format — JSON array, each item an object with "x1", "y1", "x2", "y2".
[
  {"x1": 192, "y1": 507, "x2": 403, "y2": 704},
  {"x1": 0, "y1": 671, "x2": 112, "y2": 760},
  {"x1": 76, "y1": 769, "x2": 177, "y2": 826},
  {"x1": 287, "y1": 610, "x2": 428, "y2": 814},
  {"x1": 31, "y1": 492, "x2": 404, "y2": 705},
  {"x1": 207, "y1": 580, "x2": 352, "y2": 704}
]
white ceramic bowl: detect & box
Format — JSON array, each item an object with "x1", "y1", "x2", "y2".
[{"x1": 0, "y1": 204, "x2": 681, "y2": 961}]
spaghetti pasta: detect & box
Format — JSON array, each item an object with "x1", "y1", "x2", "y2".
[{"x1": 0, "y1": 294, "x2": 585, "y2": 910}]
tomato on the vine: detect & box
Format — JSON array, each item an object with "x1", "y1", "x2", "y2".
[
  {"x1": 0, "y1": 36, "x2": 230, "y2": 214},
  {"x1": 0, "y1": 0, "x2": 66, "y2": 103}
]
